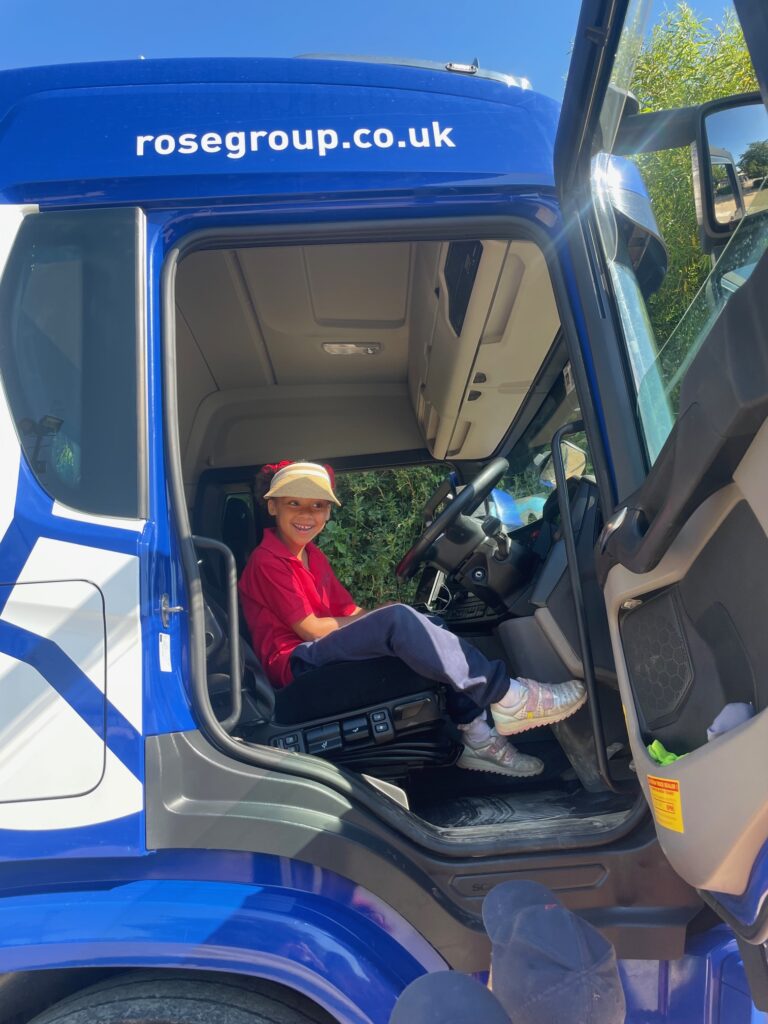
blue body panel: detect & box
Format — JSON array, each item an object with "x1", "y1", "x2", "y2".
[
  {"x1": 0, "y1": 459, "x2": 146, "y2": 863},
  {"x1": 0, "y1": 58, "x2": 559, "y2": 207},
  {"x1": 622, "y1": 928, "x2": 768, "y2": 1023},
  {"x1": 0, "y1": 850, "x2": 445, "y2": 1024}
]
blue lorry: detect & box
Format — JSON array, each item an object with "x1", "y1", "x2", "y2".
[{"x1": 0, "y1": 0, "x2": 767, "y2": 1020}]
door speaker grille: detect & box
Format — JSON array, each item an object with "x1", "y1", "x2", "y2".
[{"x1": 620, "y1": 589, "x2": 693, "y2": 730}]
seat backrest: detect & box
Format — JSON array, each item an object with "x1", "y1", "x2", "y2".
[
  {"x1": 221, "y1": 496, "x2": 255, "y2": 576},
  {"x1": 203, "y1": 590, "x2": 276, "y2": 724}
]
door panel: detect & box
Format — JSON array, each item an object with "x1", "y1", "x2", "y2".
[
  {"x1": 556, "y1": 0, "x2": 768, "y2": 951},
  {"x1": 605, "y1": 422, "x2": 768, "y2": 902}
]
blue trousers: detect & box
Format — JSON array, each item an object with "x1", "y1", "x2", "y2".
[{"x1": 289, "y1": 604, "x2": 511, "y2": 724}]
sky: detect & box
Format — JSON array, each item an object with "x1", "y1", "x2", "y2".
[{"x1": 0, "y1": 0, "x2": 740, "y2": 102}]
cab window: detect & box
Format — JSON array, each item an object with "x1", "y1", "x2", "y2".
[
  {"x1": 0, "y1": 208, "x2": 144, "y2": 518},
  {"x1": 317, "y1": 465, "x2": 445, "y2": 608},
  {"x1": 497, "y1": 364, "x2": 593, "y2": 529},
  {"x1": 589, "y1": 1, "x2": 767, "y2": 464}
]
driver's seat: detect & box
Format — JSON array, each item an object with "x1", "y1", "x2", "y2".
[{"x1": 204, "y1": 595, "x2": 459, "y2": 781}]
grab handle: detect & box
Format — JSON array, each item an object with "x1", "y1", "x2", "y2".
[{"x1": 551, "y1": 422, "x2": 625, "y2": 793}]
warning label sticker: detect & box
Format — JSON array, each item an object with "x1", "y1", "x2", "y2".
[{"x1": 647, "y1": 775, "x2": 684, "y2": 833}]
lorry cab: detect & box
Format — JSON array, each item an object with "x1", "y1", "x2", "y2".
[{"x1": 0, "y1": 1, "x2": 767, "y2": 1021}]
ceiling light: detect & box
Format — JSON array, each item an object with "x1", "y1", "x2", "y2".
[{"x1": 322, "y1": 342, "x2": 382, "y2": 356}]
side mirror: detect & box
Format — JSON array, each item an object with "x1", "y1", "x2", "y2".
[
  {"x1": 537, "y1": 442, "x2": 587, "y2": 489},
  {"x1": 605, "y1": 155, "x2": 669, "y2": 297},
  {"x1": 694, "y1": 93, "x2": 768, "y2": 251}
]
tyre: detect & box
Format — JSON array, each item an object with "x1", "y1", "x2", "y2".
[{"x1": 28, "y1": 971, "x2": 336, "y2": 1024}]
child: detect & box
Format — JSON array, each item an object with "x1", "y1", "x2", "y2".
[{"x1": 238, "y1": 461, "x2": 587, "y2": 777}]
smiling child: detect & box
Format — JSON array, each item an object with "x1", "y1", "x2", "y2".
[{"x1": 238, "y1": 461, "x2": 587, "y2": 777}]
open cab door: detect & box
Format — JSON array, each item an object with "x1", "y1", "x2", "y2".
[{"x1": 555, "y1": 0, "x2": 768, "y2": 1003}]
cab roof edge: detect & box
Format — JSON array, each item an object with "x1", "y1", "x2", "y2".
[{"x1": 296, "y1": 53, "x2": 532, "y2": 90}]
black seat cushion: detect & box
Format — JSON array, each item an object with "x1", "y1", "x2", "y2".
[{"x1": 273, "y1": 657, "x2": 441, "y2": 725}]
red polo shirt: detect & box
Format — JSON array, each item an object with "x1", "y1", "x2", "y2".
[{"x1": 238, "y1": 528, "x2": 358, "y2": 688}]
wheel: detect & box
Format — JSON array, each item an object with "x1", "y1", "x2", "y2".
[{"x1": 28, "y1": 971, "x2": 335, "y2": 1024}]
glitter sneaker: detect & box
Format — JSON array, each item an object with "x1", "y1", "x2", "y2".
[
  {"x1": 457, "y1": 732, "x2": 544, "y2": 777},
  {"x1": 491, "y1": 678, "x2": 587, "y2": 736}
]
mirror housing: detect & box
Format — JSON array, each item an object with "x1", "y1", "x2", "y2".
[{"x1": 694, "y1": 92, "x2": 768, "y2": 253}]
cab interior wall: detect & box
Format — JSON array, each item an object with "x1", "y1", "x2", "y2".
[
  {"x1": 175, "y1": 234, "x2": 560, "y2": 495},
  {"x1": 169, "y1": 225, "x2": 637, "y2": 839}
]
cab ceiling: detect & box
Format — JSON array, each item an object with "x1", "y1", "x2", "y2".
[{"x1": 175, "y1": 238, "x2": 560, "y2": 487}]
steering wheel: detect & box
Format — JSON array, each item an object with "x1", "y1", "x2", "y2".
[{"x1": 396, "y1": 457, "x2": 509, "y2": 580}]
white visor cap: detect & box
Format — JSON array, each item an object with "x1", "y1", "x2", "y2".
[{"x1": 263, "y1": 462, "x2": 341, "y2": 506}]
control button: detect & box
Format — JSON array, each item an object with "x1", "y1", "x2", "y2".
[
  {"x1": 370, "y1": 710, "x2": 393, "y2": 743},
  {"x1": 284, "y1": 742, "x2": 300, "y2": 752},
  {"x1": 270, "y1": 737, "x2": 284, "y2": 749},
  {"x1": 343, "y1": 716, "x2": 370, "y2": 742},
  {"x1": 283, "y1": 734, "x2": 299, "y2": 745},
  {"x1": 306, "y1": 722, "x2": 342, "y2": 755}
]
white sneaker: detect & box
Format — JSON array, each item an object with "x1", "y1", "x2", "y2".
[
  {"x1": 491, "y1": 677, "x2": 587, "y2": 736},
  {"x1": 457, "y1": 732, "x2": 544, "y2": 777}
]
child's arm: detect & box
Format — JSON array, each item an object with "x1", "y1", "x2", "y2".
[{"x1": 291, "y1": 607, "x2": 366, "y2": 641}]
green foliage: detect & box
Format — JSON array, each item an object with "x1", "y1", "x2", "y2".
[
  {"x1": 317, "y1": 465, "x2": 445, "y2": 608},
  {"x1": 500, "y1": 464, "x2": 542, "y2": 502},
  {"x1": 629, "y1": 4, "x2": 758, "y2": 346},
  {"x1": 740, "y1": 140, "x2": 768, "y2": 180}
]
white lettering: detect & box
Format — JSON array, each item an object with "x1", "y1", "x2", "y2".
[
  {"x1": 268, "y1": 130, "x2": 289, "y2": 151},
  {"x1": 317, "y1": 129, "x2": 339, "y2": 157},
  {"x1": 134, "y1": 122, "x2": 458, "y2": 161},
  {"x1": 201, "y1": 132, "x2": 222, "y2": 153},
  {"x1": 178, "y1": 133, "x2": 199, "y2": 155},
  {"x1": 408, "y1": 126, "x2": 431, "y2": 148},
  {"x1": 224, "y1": 131, "x2": 246, "y2": 159},
  {"x1": 431, "y1": 121, "x2": 455, "y2": 148},
  {"x1": 291, "y1": 129, "x2": 313, "y2": 151},
  {"x1": 154, "y1": 134, "x2": 176, "y2": 155}
]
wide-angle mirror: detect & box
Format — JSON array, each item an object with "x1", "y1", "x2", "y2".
[{"x1": 703, "y1": 99, "x2": 768, "y2": 229}]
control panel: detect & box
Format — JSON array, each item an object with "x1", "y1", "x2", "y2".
[{"x1": 270, "y1": 706, "x2": 395, "y2": 754}]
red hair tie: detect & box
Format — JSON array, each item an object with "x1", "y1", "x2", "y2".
[
  {"x1": 261, "y1": 460, "x2": 335, "y2": 488},
  {"x1": 260, "y1": 460, "x2": 294, "y2": 478}
]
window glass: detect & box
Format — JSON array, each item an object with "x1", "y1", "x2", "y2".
[
  {"x1": 637, "y1": 208, "x2": 768, "y2": 428},
  {"x1": 498, "y1": 366, "x2": 593, "y2": 528},
  {"x1": 0, "y1": 208, "x2": 142, "y2": 517},
  {"x1": 589, "y1": 1, "x2": 764, "y2": 463},
  {"x1": 317, "y1": 465, "x2": 445, "y2": 607}
]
